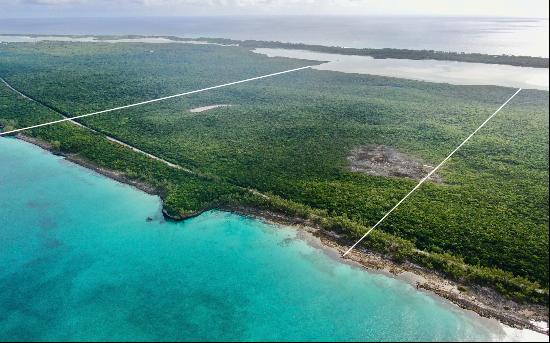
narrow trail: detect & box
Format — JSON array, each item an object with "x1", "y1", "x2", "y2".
[
  {"x1": 0, "y1": 76, "x2": 270, "y2": 199},
  {"x1": 1, "y1": 77, "x2": 193, "y2": 172},
  {"x1": 1, "y1": 77, "x2": 32, "y2": 101},
  {"x1": 2, "y1": 79, "x2": 549, "y2": 333}
]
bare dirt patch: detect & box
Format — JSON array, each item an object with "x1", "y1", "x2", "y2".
[
  {"x1": 189, "y1": 104, "x2": 231, "y2": 113},
  {"x1": 347, "y1": 145, "x2": 443, "y2": 183}
]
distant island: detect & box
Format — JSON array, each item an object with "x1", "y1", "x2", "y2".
[
  {"x1": 3, "y1": 33, "x2": 548, "y2": 68},
  {"x1": 152, "y1": 35, "x2": 549, "y2": 68},
  {"x1": 198, "y1": 37, "x2": 550, "y2": 68}
]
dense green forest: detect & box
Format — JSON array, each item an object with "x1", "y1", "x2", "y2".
[{"x1": 0, "y1": 41, "x2": 548, "y2": 303}]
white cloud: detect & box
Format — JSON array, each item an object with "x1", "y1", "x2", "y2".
[
  {"x1": 23, "y1": 0, "x2": 88, "y2": 4},
  {"x1": 2, "y1": 0, "x2": 549, "y2": 17},
  {"x1": 137, "y1": 0, "x2": 330, "y2": 7}
]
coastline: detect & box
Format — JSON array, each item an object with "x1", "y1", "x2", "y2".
[
  {"x1": 227, "y1": 206, "x2": 549, "y2": 334},
  {"x1": 16, "y1": 135, "x2": 161, "y2": 196},
  {"x1": 14, "y1": 134, "x2": 549, "y2": 336},
  {"x1": 1, "y1": 33, "x2": 547, "y2": 68}
]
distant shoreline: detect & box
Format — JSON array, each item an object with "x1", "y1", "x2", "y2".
[
  {"x1": 1, "y1": 33, "x2": 547, "y2": 68},
  {"x1": 14, "y1": 133, "x2": 550, "y2": 336},
  {"x1": 0, "y1": 15, "x2": 547, "y2": 57},
  {"x1": 2, "y1": 36, "x2": 547, "y2": 336}
]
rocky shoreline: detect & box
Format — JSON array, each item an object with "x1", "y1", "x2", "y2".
[
  {"x1": 17, "y1": 135, "x2": 160, "y2": 195},
  {"x1": 15, "y1": 134, "x2": 549, "y2": 336},
  {"x1": 224, "y1": 205, "x2": 549, "y2": 335}
]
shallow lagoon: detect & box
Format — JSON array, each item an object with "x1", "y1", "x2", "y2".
[
  {"x1": 2, "y1": 35, "x2": 547, "y2": 91},
  {"x1": 0, "y1": 35, "x2": 224, "y2": 45},
  {"x1": 253, "y1": 48, "x2": 549, "y2": 90},
  {"x1": 0, "y1": 138, "x2": 537, "y2": 341}
]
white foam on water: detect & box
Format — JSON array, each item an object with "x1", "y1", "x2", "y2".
[{"x1": 498, "y1": 324, "x2": 549, "y2": 342}]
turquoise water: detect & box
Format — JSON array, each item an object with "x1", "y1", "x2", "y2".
[{"x1": 0, "y1": 138, "x2": 508, "y2": 341}]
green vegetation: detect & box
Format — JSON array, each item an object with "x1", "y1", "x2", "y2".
[
  {"x1": 0, "y1": 41, "x2": 548, "y2": 304},
  {"x1": 191, "y1": 36, "x2": 549, "y2": 68},
  {"x1": 6, "y1": 34, "x2": 548, "y2": 67},
  {"x1": 0, "y1": 84, "x2": 244, "y2": 219}
]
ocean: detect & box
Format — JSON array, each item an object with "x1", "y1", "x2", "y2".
[
  {"x1": 0, "y1": 16, "x2": 547, "y2": 57},
  {"x1": 0, "y1": 137, "x2": 520, "y2": 341}
]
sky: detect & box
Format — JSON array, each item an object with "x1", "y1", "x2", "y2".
[{"x1": 0, "y1": 0, "x2": 548, "y2": 18}]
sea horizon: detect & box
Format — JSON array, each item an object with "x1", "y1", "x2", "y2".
[{"x1": 1, "y1": 15, "x2": 547, "y2": 57}]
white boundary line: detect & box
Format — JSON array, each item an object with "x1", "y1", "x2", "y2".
[
  {"x1": 0, "y1": 69, "x2": 524, "y2": 258},
  {"x1": 0, "y1": 65, "x2": 313, "y2": 137},
  {"x1": 342, "y1": 88, "x2": 522, "y2": 257}
]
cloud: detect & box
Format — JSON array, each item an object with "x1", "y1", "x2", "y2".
[
  {"x1": 15, "y1": 0, "x2": 325, "y2": 8},
  {"x1": 135, "y1": 0, "x2": 315, "y2": 6},
  {"x1": 23, "y1": 0, "x2": 88, "y2": 4},
  {"x1": 4, "y1": 0, "x2": 549, "y2": 17},
  {"x1": 135, "y1": 0, "x2": 360, "y2": 13}
]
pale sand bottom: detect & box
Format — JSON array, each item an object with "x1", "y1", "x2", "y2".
[{"x1": 239, "y1": 208, "x2": 549, "y2": 342}]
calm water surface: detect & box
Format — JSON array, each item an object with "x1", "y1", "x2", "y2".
[
  {"x1": 253, "y1": 48, "x2": 549, "y2": 90},
  {"x1": 0, "y1": 16, "x2": 547, "y2": 57},
  {"x1": 0, "y1": 138, "x2": 533, "y2": 341}
]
